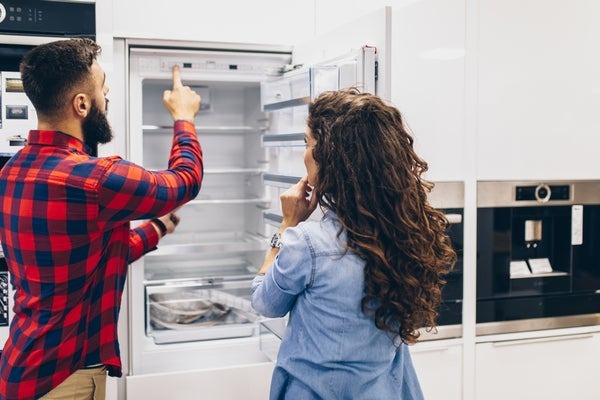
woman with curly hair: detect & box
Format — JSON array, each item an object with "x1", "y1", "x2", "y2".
[{"x1": 252, "y1": 88, "x2": 456, "y2": 399}]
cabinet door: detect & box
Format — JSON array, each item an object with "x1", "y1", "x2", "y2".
[
  {"x1": 410, "y1": 342, "x2": 462, "y2": 400},
  {"x1": 112, "y1": 0, "x2": 314, "y2": 45},
  {"x1": 476, "y1": 332, "x2": 600, "y2": 400},
  {"x1": 476, "y1": 0, "x2": 600, "y2": 180},
  {"x1": 126, "y1": 362, "x2": 274, "y2": 400}
]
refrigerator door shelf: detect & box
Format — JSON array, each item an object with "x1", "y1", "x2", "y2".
[
  {"x1": 263, "y1": 212, "x2": 283, "y2": 228},
  {"x1": 262, "y1": 173, "x2": 301, "y2": 189},
  {"x1": 261, "y1": 65, "x2": 339, "y2": 112},
  {"x1": 262, "y1": 132, "x2": 305, "y2": 147}
]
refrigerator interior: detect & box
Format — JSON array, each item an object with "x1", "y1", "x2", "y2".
[{"x1": 128, "y1": 47, "x2": 297, "y2": 374}]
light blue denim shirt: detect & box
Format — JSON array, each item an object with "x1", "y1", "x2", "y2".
[{"x1": 252, "y1": 210, "x2": 424, "y2": 400}]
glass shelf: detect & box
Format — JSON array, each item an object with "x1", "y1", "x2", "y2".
[
  {"x1": 143, "y1": 125, "x2": 266, "y2": 134},
  {"x1": 147, "y1": 231, "x2": 268, "y2": 259},
  {"x1": 187, "y1": 197, "x2": 270, "y2": 205}
]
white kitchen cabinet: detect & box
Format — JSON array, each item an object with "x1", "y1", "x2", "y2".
[
  {"x1": 111, "y1": 0, "x2": 315, "y2": 46},
  {"x1": 316, "y1": 0, "x2": 468, "y2": 181},
  {"x1": 410, "y1": 340, "x2": 462, "y2": 400},
  {"x1": 475, "y1": 332, "x2": 600, "y2": 400},
  {"x1": 388, "y1": 0, "x2": 467, "y2": 181},
  {"x1": 126, "y1": 362, "x2": 274, "y2": 400},
  {"x1": 476, "y1": 0, "x2": 600, "y2": 180}
]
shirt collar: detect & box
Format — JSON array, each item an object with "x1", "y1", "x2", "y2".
[
  {"x1": 27, "y1": 130, "x2": 90, "y2": 154},
  {"x1": 323, "y1": 209, "x2": 336, "y2": 221}
]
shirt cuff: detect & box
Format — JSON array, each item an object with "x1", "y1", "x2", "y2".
[
  {"x1": 140, "y1": 220, "x2": 160, "y2": 250},
  {"x1": 251, "y1": 274, "x2": 266, "y2": 292},
  {"x1": 174, "y1": 119, "x2": 195, "y2": 133}
]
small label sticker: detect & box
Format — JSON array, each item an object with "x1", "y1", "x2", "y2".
[{"x1": 572, "y1": 205, "x2": 583, "y2": 246}]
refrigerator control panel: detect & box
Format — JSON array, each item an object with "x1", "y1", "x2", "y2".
[
  {"x1": 132, "y1": 49, "x2": 289, "y2": 79},
  {"x1": 161, "y1": 59, "x2": 257, "y2": 73}
]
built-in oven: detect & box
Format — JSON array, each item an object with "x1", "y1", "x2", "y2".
[{"x1": 476, "y1": 180, "x2": 600, "y2": 335}]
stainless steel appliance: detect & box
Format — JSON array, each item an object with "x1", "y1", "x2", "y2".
[
  {"x1": 423, "y1": 181, "x2": 464, "y2": 340},
  {"x1": 476, "y1": 180, "x2": 600, "y2": 335},
  {"x1": 119, "y1": 8, "x2": 391, "y2": 394},
  {"x1": 0, "y1": 71, "x2": 35, "y2": 157}
]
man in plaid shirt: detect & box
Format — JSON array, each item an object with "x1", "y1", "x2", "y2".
[{"x1": 0, "y1": 39, "x2": 203, "y2": 399}]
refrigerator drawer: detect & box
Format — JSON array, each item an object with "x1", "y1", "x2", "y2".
[
  {"x1": 146, "y1": 279, "x2": 259, "y2": 344},
  {"x1": 261, "y1": 66, "x2": 339, "y2": 112}
]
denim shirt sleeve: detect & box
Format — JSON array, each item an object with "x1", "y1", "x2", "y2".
[{"x1": 251, "y1": 225, "x2": 313, "y2": 318}]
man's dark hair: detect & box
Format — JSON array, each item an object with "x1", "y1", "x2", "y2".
[{"x1": 20, "y1": 38, "x2": 101, "y2": 117}]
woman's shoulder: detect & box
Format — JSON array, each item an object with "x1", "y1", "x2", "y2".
[{"x1": 293, "y1": 210, "x2": 347, "y2": 256}]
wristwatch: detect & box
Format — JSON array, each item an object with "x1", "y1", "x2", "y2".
[{"x1": 270, "y1": 233, "x2": 282, "y2": 249}]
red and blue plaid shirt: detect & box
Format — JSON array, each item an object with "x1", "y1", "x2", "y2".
[{"x1": 0, "y1": 120, "x2": 202, "y2": 399}]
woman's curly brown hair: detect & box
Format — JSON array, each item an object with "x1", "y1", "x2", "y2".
[{"x1": 307, "y1": 88, "x2": 457, "y2": 345}]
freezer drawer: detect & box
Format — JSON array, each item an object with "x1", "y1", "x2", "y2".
[{"x1": 146, "y1": 278, "x2": 259, "y2": 344}]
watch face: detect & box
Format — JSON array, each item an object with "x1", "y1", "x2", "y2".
[{"x1": 270, "y1": 233, "x2": 282, "y2": 248}]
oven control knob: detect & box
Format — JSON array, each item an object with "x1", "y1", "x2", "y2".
[{"x1": 535, "y1": 183, "x2": 551, "y2": 203}]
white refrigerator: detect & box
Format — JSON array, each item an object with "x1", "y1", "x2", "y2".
[{"x1": 117, "y1": 8, "x2": 391, "y2": 399}]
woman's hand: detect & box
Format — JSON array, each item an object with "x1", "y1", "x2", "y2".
[{"x1": 280, "y1": 176, "x2": 318, "y2": 229}]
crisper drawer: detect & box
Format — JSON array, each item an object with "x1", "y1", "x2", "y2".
[
  {"x1": 145, "y1": 278, "x2": 259, "y2": 345},
  {"x1": 260, "y1": 66, "x2": 340, "y2": 112}
]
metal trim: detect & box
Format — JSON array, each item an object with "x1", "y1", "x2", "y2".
[
  {"x1": 428, "y1": 181, "x2": 465, "y2": 209},
  {"x1": 418, "y1": 324, "x2": 462, "y2": 341},
  {"x1": 477, "y1": 180, "x2": 600, "y2": 207},
  {"x1": 263, "y1": 97, "x2": 310, "y2": 112},
  {"x1": 476, "y1": 314, "x2": 600, "y2": 336}
]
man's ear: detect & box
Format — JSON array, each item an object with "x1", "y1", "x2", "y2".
[{"x1": 72, "y1": 93, "x2": 90, "y2": 119}]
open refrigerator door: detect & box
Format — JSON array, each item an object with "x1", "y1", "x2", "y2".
[{"x1": 257, "y1": 6, "x2": 392, "y2": 362}]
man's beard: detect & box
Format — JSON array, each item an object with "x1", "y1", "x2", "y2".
[{"x1": 82, "y1": 99, "x2": 113, "y2": 156}]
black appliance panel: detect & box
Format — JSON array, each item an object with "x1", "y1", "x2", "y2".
[
  {"x1": 438, "y1": 207, "x2": 463, "y2": 326},
  {"x1": 477, "y1": 206, "x2": 573, "y2": 300},
  {"x1": 572, "y1": 205, "x2": 600, "y2": 292},
  {"x1": 0, "y1": 0, "x2": 95, "y2": 37}
]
